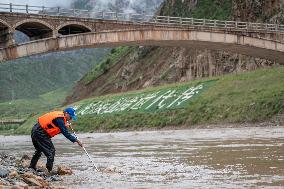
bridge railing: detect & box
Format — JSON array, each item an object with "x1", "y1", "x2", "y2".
[{"x1": 1, "y1": 3, "x2": 284, "y2": 33}]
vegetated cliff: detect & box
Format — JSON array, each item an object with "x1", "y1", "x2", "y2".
[{"x1": 65, "y1": 0, "x2": 284, "y2": 104}]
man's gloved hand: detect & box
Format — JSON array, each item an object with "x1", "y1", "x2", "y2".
[
  {"x1": 66, "y1": 121, "x2": 71, "y2": 127},
  {"x1": 76, "y1": 139, "x2": 83, "y2": 147}
]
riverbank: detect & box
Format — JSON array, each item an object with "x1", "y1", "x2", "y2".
[
  {"x1": 0, "y1": 153, "x2": 73, "y2": 188},
  {"x1": 87, "y1": 113, "x2": 284, "y2": 133}
]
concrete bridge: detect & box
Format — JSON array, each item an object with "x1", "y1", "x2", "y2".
[{"x1": 0, "y1": 3, "x2": 284, "y2": 63}]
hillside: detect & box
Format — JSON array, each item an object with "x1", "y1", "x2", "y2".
[
  {"x1": 13, "y1": 66, "x2": 284, "y2": 134},
  {"x1": 65, "y1": 0, "x2": 284, "y2": 104},
  {"x1": 0, "y1": 49, "x2": 108, "y2": 102}
]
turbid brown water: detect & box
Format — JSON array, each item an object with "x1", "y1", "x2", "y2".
[{"x1": 1, "y1": 126, "x2": 284, "y2": 188}]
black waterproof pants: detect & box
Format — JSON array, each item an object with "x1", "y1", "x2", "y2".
[{"x1": 29, "y1": 123, "x2": 55, "y2": 172}]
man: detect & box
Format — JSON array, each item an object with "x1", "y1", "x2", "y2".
[{"x1": 29, "y1": 107, "x2": 83, "y2": 172}]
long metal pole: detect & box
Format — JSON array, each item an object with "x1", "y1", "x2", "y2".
[
  {"x1": 82, "y1": 146, "x2": 99, "y2": 171},
  {"x1": 69, "y1": 124, "x2": 99, "y2": 171}
]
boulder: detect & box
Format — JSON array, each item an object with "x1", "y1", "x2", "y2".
[
  {"x1": 36, "y1": 161, "x2": 47, "y2": 172},
  {"x1": 23, "y1": 177, "x2": 42, "y2": 187},
  {"x1": 20, "y1": 160, "x2": 29, "y2": 168},
  {"x1": 13, "y1": 181, "x2": 29, "y2": 189},
  {"x1": 23, "y1": 172, "x2": 48, "y2": 187},
  {"x1": 20, "y1": 155, "x2": 31, "y2": 168},
  {"x1": 103, "y1": 165, "x2": 119, "y2": 173},
  {"x1": 57, "y1": 165, "x2": 73, "y2": 175},
  {"x1": 8, "y1": 170, "x2": 18, "y2": 178}
]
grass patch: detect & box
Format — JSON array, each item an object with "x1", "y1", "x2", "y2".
[
  {"x1": 0, "y1": 86, "x2": 71, "y2": 120},
  {"x1": 82, "y1": 47, "x2": 132, "y2": 84},
  {"x1": 7, "y1": 66, "x2": 284, "y2": 135}
]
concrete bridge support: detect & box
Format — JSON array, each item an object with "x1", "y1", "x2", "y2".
[{"x1": 0, "y1": 22, "x2": 14, "y2": 47}]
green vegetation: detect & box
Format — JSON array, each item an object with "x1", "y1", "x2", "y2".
[
  {"x1": 82, "y1": 47, "x2": 132, "y2": 84},
  {"x1": 0, "y1": 86, "x2": 73, "y2": 135},
  {"x1": 74, "y1": 66, "x2": 284, "y2": 132},
  {"x1": 0, "y1": 124, "x2": 19, "y2": 135},
  {"x1": 160, "y1": 0, "x2": 232, "y2": 20},
  {"x1": 191, "y1": 0, "x2": 232, "y2": 20},
  {"x1": 0, "y1": 86, "x2": 71, "y2": 120},
  {"x1": 185, "y1": 67, "x2": 284, "y2": 124},
  {"x1": 0, "y1": 49, "x2": 109, "y2": 102},
  {"x1": 9, "y1": 66, "x2": 284, "y2": 135}
]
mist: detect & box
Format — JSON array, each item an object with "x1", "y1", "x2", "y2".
[
  {"x1": 89, "y1": 0, "x2": 163, "y2": 14},
  {"x1": 0, "y1": 0, "x2": 164, "y2": 14},
  {"x1": 1, "y1": 0, "x2": 75, "y2": 8}
]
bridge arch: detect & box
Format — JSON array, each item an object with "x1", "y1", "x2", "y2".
[
  {"x1": 0, "y1": 29, "x2": 284, "y2": 63},
  {"x1": 13, "y1": 19, "x2": 54, "y2": 40},
  {"x1": 57, "y1": 22, "x2": 92, "y2": 35}
]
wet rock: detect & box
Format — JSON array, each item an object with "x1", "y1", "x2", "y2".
[
  {"x1": 8, "y1": 170, "x2": 18, "y2": 178},
  {"x1": 9, "y1": 156, "x2": 16, "y2": 161},
  {"x1": 0, "y1": 154, "x2": 70, "y2": 189},
  {"x1": 20, "y1": 155, "x2": 31, "y2": 168},
  {"x1": 36, "y1": 161, "x2": 47, "y2": 172},
  {"x1": 13, "y1": 181, "x2": 29, "y2": 188},
  {"x1": 102, "y1": 165, "x2": 120, "y2": 173},
  {"x1": 49, "y1": 184, "x2": 66, "y2": 189},
  {"x1": 57, "y1": 165, "x2": 73, "y2": 175},
  {"x1": 0, "y1": 168, "x2": 10, "y2": 178},
  {"x1": 47, "y1": 175, "x2": 62, "y2": 182},
  {"x1": 23, "y1": 172, "x2": 49, "y2": 187},
  {"x1": 23, "y1": 177, "x2": 42, "y2": 187},
  {"x1": 20, "y1": 160, "x2": 29, "y2": 169},
  {"x1": 0, "y1": 178, "x2": 10, "y2": 186},
  {"x1": 20, "y1": 155, "x2": 30, "y2": 161}
]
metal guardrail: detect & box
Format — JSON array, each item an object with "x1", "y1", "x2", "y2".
[{"x1": 0, "y1": 3, "x2": 284, "y2": 33}]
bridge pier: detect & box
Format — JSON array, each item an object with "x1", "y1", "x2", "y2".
[
  {"x1": 0, "y1": 30, "x2": 14, "y2": 48},
  {"x1": 53, "y1": 30, "x2": 59, "y2": 38}
]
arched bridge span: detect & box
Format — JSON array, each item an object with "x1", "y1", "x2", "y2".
[
  {"x1": 1, "y1": 29, "x2": 283, "y2": 63},
  {"x1": 0, "y1": 3, "x2": 284, "y2": 62}
]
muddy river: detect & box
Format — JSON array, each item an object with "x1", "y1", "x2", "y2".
[{"x1": 1, "y1": 126, "x2": 284, "y2": 188}]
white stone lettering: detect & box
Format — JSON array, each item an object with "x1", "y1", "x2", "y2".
[{"x1": 75, "y1": 84, "x2": 205, "y2": 115}]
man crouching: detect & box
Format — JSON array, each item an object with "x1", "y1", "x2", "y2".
[{"x1": 29, "y1": 107, "x2": 82, "y2": 172}]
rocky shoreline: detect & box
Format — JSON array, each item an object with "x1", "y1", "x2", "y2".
[{"x1": 0, "y1": 153, "x2": 73, "y2": 189}]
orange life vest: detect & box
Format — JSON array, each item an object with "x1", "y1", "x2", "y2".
[{"x1": 38, "y1": 111, "x2": 67, "y2": 137}]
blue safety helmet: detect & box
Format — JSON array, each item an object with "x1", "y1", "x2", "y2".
[{"x1": 64, "y1": 107, "x2": 77, "y2": 121}]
